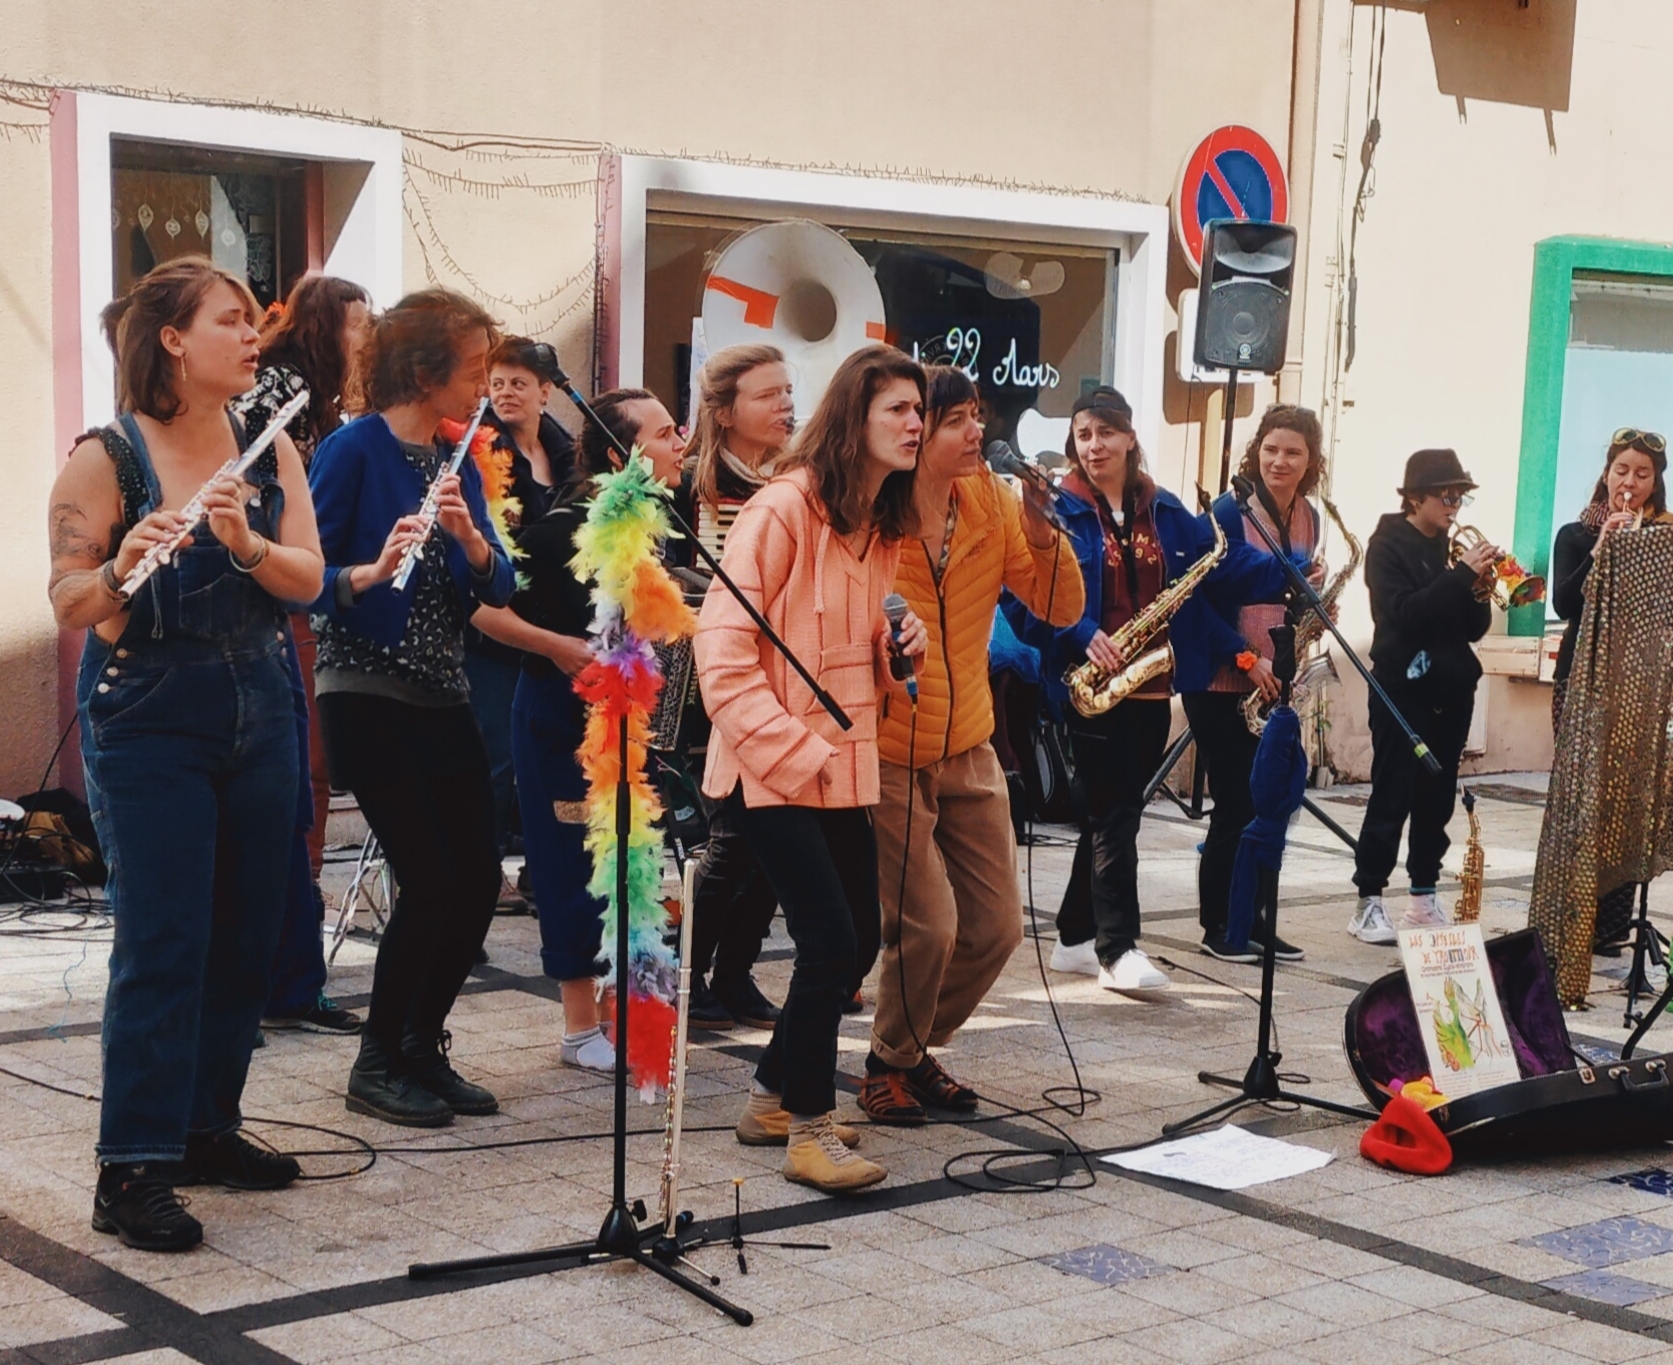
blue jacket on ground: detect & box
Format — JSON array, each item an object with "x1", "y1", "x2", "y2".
[
  {"x1": 1003, "y1": 482, "x2": 1301, "y2": 711},
  {"x1": 307, "y1": 412, "x2": 515, "y2": 648}
]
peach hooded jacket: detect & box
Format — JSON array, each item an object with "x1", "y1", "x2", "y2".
[{"x1": 694, "y1": 468, "x2": 902, "y2": 809}]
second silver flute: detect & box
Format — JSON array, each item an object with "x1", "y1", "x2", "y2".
[
  {"x1": 390, "y1": 397, "x2": 490, "y2": 593},
  {"x1": 118, "y1": 388, "x2": 310, "y2": 600}
]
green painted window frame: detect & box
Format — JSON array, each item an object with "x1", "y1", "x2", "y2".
[{"x1": 1511, "y1": 235, "x2": 1673, "y2": 635}]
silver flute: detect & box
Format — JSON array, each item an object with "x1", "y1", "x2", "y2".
[
  {"x1": 390, "y1": 397, "x2": 490, "y2": 593},
  {"x1": 118, "y1": 389, "x2": 310, "y2": 600},
  {"x1": 659, "y1": 858, "x2": 699, "y2": 1236}
]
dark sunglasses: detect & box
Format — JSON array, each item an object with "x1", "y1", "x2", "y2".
[{"x1": 1612, "y1": 428, "x2": 1666, "y2": 454}]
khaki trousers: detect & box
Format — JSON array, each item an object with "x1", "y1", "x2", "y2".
[{"x1": 872, "y1": 742, "x2": 1023, "y2": 1069}]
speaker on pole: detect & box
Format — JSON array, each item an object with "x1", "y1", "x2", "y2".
[{"x1": 1192, "y1": 220, "x2": 1296, "y2": 375}]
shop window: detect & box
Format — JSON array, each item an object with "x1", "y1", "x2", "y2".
[
  {"x1": 644, "y1": 211, "x2": 1114, "y2": 450},
  {"x1": 1549, "y1": 274, "x2": 1673, "y2": 619},
  {"x1": 111, "y1": 138, "x2": 315, "y2": 309}
]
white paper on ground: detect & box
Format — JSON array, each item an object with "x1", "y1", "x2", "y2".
[{"x1": 1102, "y1": 1123, "x2": 1333, "y2": 1190}]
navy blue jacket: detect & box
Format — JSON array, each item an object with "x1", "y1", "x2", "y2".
[
  {"x1": 1003, "y1": 484, "x2": 1299, "y2": 709},
  {"x1": 308, "y1": 412, "x2": 515, "y2": 648}
]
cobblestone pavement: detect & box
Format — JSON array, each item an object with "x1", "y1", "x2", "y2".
[{"x1": 4, "y1": 772, "x2": 1673, "y2": 1364}]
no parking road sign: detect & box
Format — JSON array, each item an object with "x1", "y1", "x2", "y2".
[{"x1": 1174, "y1": 125, "x2": 1289, "y2": 273}]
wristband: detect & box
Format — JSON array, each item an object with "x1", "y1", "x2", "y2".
[
  {"x1": 1235, "y1": 650, "x2": 1259, "y2": 673},
  {"x1": 99, "y1": 560, "x2": 124, "y2": 601}
]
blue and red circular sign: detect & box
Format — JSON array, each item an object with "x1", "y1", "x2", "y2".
[{"x1": 1174, "y1": 125, "x2": 1290, "y2": 273}]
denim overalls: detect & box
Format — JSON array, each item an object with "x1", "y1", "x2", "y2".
[{"x1": 79, "y1": 414, "x2": 298, "y2": 1164}]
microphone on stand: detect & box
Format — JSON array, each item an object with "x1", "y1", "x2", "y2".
[
  {"x1": 882, "y1": 593, "x2": 918, "y2": 700},
  {"x1": 984, "y1": 441, "x2": 1070, "y2": 535}
]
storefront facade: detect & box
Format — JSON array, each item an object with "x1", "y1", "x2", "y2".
[{"x1": 1, "y1": 0, "x2": 1665, "y2": 796}]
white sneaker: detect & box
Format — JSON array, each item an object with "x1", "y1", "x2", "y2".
[
  {"x1": 1098, "y1": 949, "x2": 1169, "y2": 995},
  {"x1": 1050, "y1": 938, "x2": 1101, "y2": 977},
  {"x1": 1402, "y1": 891, "x2": 1451, "y2": 928},
  {"x1": 1348, "y1": 896, "x2": 1398, "y2": 945},
  {"x1": 560, "y1": 1026, "x2": 616, "y2": 1072}
]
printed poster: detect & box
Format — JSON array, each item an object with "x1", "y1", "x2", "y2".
[{"x1": 1398, "y1": 923, "x2": 1521, "y2": 1098}]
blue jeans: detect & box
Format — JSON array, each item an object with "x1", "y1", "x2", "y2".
[
  {"x1": 466, "y1": 649, "x2": 521, "y2": 855},
  {"x1": 81, "y1": 637, "x2": 296, "y2": 1163},
  {"x1": 512, "y1": 669, "x2": 605, "y2": 981}
]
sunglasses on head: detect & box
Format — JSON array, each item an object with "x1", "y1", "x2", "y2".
[{"x1": 1612, "y1": 428, "x2": 1666, "y2": 454}]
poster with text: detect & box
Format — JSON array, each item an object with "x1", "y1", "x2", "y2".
[{"x1": 1398, "y1": 924, "x2": 1521, "y2": 1098}]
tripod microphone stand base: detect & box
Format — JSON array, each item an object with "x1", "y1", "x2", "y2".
[{"x1": 409, "y1": 1200, "x2": 752, "y2": 1324}]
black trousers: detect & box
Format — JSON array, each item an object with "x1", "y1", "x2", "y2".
[
  {"x1": 319, "y1": 693, "x2": 499, "y2": 1053},
  {"x1": 727, "y1": 793, "x2": 879, "y2": 1116},
  {"x1": 1180, "y1": 691, "x2": 1263, "y2": 940},
  {"x1": 1354, "y1": 682, "x2": 1474, "y2": 896},
  {"x1": 1057, "y1": 699, "x2": 1171, "y2": 963},
  {"x1": 689, "y1": 801, "x2": 778, "y2": 985}
]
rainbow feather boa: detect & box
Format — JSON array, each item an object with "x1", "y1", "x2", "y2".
[
  {"x1": 437, "y1": 415, "x2": 523, "y2": 559},
  {"x1": 568, "y1": 454, "x2": 696, "y2": 1094}
]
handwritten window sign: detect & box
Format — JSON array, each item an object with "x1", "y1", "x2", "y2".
[
  {"x1": 922, "y1": 327, "x2": 1061, "y2": 393},
  {"x1": 1398, "y1": 924, "x2": 1521, "y2": 1098}
]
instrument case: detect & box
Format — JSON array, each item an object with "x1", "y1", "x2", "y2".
[{"x1": 1344, "y1": 929, "x2": 1673, "y2": 1154}]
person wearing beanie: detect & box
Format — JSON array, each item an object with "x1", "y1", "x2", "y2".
[{"x1": 1349, "y1": 449, "x2": 1495, "y2": 944}]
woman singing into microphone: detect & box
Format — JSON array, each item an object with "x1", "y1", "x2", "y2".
[
  {"x1": 1549, "y1": 429, "x2": 1671, "y2": 948},
  {"x1": 48, "y1": 257, "x2": 324, "y2": 1251},
  {"x1": 860, "y1": 364, "x2": 1081, "y2": 1126},
  {"x1": 307, "y1": 289, "x2": 515, "y2": 1128},
  {"x1": 694, "y1": 344, "x2": 926, "y2": 1194}
]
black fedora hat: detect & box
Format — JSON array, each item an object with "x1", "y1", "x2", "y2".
[{"x1": 1399, "y1": 448, "x2": 1477, "y2": 495}]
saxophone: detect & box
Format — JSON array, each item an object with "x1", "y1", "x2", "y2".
[
  {"x1": 1241, "y1": 493, "x2": 1363, "y2": 736},
  {"x1": 1455, "y1": 787, "x2": 1484, "y2": 923},
  {"x1": 1066, "y1": 488, "x2": 1224, "y2": 718}
]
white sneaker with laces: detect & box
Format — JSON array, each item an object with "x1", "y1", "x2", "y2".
[
  {"x1": 1402, "y1": 891, "x2": 1451, "y2": 928},
  {"x1": 1348, "y1": 895, "x2": 1398, "y2": 945},
  {"x1": 1049, "y1": 938, "x2": 1101, "y2": 977},
  {"x1": 1098, "y1": 949, "x2": 1169, "y2": 995}
]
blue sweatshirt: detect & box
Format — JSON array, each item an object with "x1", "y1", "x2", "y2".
[{"x1": 308, "y1": 412, "x2": 515, "y2": 648}]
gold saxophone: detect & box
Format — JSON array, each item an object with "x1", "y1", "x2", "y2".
[
  {"x1": 1066, "y1": 488, "x2": 1225, "y2": 718},
  {"x1": 1241, "y1": 494, "x2": 1363, "y2": 736},
  {"x1": 1455, "y1": 787, "x2": 1484, "y2": 923}
]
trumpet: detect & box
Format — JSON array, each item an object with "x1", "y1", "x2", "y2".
[
  {"x1": 391, "y1": 398, "x2": 490, "y2": 593},
  {"x1": 118, "y1": 389, "x2": 310, "y2": 599},
  {"x1": 1447, "y1": 524, "x2": 1545, "y2": 610}
]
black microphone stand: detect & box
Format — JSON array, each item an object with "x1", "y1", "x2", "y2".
[
  {"x1": 1163, "y1": 593, "x2": 1376, "y2": 1134},
  {"x1": 1162, "y1": 475, "x2": 1430, "y2": 1136},
  {"x1": 409, "y1": 374, "x2": 758, "y2": 1325}
]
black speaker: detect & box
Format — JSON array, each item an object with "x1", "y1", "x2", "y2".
[{"x1": 1193, "y1": 219, "x2": 1296, "y2": 374}]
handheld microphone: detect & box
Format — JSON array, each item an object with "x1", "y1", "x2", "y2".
[
  {"x1": 882, "y1": 593, "x2": 918, "y2": 700},
  {"x1": 984, "y1": 441, "x2": 1069, "y2": 534}
]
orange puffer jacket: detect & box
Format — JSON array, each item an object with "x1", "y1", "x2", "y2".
[{"x1": 878, "y1": 470, "x2": 1084, "y2": 770}]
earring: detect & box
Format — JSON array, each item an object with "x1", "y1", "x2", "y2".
[{"x1": 178, "y1": 356, "x2": 188, "y2": 386}]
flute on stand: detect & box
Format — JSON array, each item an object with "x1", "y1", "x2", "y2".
[
  {"x1": 659, "y1": 859, "x2": 698, "y2": 1237},
  {"x1": 390, "y1": 397, "x2": 490, "y2": 593},
  {"x1": 118, "y1": 389, "x2": 310, "y2": 599}
]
